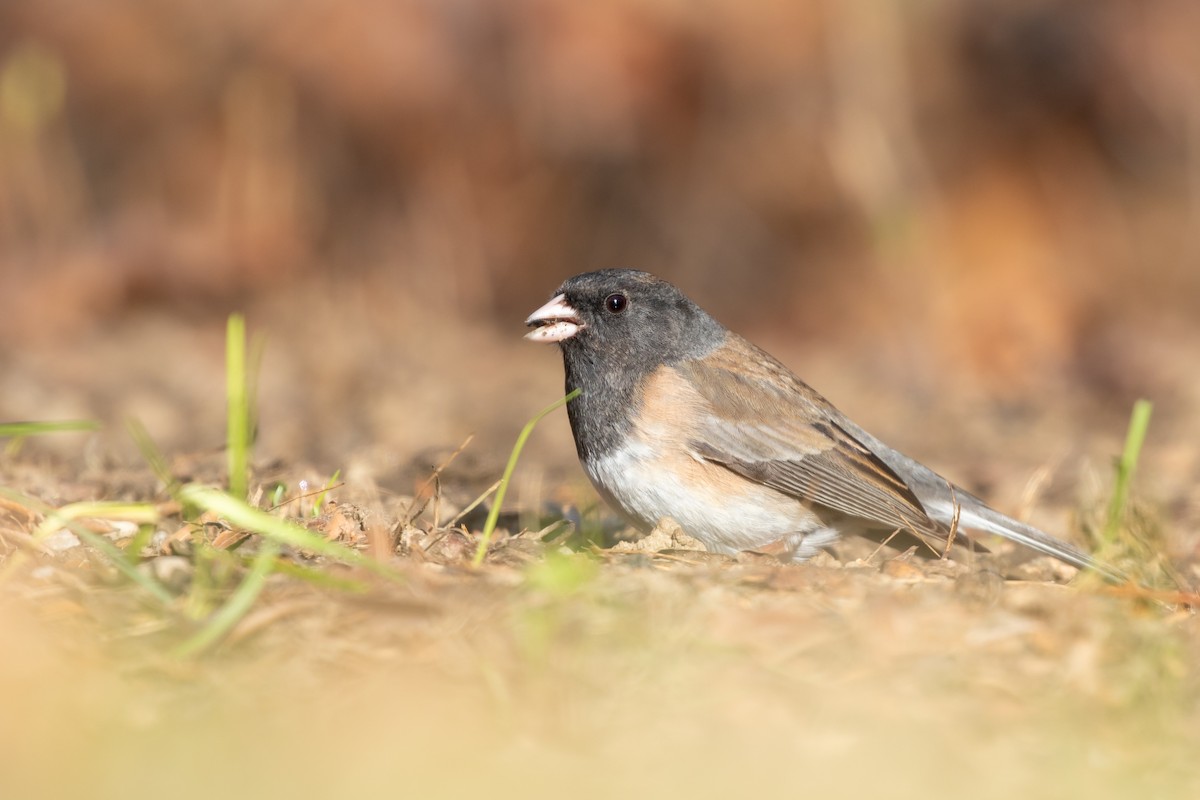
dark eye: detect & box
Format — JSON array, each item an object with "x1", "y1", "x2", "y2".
[{"x1": 605, "y1": 293, "x2": 628, "y2": 314}]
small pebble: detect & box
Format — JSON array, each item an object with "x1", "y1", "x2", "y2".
[
  {"x1": 955, "y1": 570, "x2": 1005, "y2": 607},
  {"x1": 140, "y1": 555, "x2": 193, "y2": 593},
  {"x1": 881, "y1": 559, "x2": 925, "y2": 581},
  {"x1": 44, "y1": 530, "x2": 81, "y2": 553}
]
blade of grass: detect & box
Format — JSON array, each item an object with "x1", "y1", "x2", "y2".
[
  {"x1": 183, "y1": 534, "x2": 221, "y2": 620},
  {"x1": 172, "y1": 537, "x2": 281, "y2": 658},
  {"x1": 179, "y1": 485, "x2": 402, "y2": 581},
  {"x1": 1103, "y1": 399, "x2": 1153, "y2": 545},
  {"x1": 312, "y1": 469, "x2": 341, "y2": 516},
  {"x1": 266, "y1": 481, "x2": 345, "y2": 514},
  {"x1": 29, "y1": 501, "x2": 161, "y2": 539},
  {"x1": 471, "y1": 388, "x2": 580, "y2": 567},
  {"x1": 247, "y1": 329, "x2": 267, "y2": 453},
  {"x1": 0, "y1": 420, "x2": 99, "y2": 437},
  {"x1": 2, "y1": 419, "x2": 99, "y2": 456},
  {"x1": 126, "y1": 417, "x2": 178, "y2": 494},
  {"x1": 448, "y1": 479, "x2": 502, "y2": 528},
  {"x1": 226, "y1": 313, "x2": 250, "y2": 499},
  {"x1": 123, "y1": 522, "x2": 156, "y2": 563},
  {"x1": 272, "y1": 559, "x2": 369, "y2": 593}
]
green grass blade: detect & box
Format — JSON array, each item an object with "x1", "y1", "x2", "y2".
[
  {"x1": 126, "y1": 417, "x2": 178, "y2": 494},
  {"x1": 1103, "y1": 399, "x2": 1153, "y2": 545},
  {"x1": 312, "y1": 469, "x2": 341, "y2": 517},
  {"x1": 226, "y1": 313, "x2": 250, "y2": 500},
  {"x1": 172, "y1": 537, "x2": 281, "y2": 658},
  {"x1": 471, "y1": 388, "x2": 580, "y2": 567},
  {"x1": 247, "y1": 330, "x2": 267, "y2": 455},
  {"x1": 0, "y1": 420, "x2": 99, "y2": 437},
  {"x1": 179, "y1": 485, "x2": 402, "y2": 581},
  {"x1": 2, "y1": 419, "x2": 99, "y2": 456},
  {"x1": 272, "y1": 559, "x2": 369, "y2": 593}
]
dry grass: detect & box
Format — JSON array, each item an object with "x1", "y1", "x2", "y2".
[{"x1": 2, "y1": 424, "x2": 1198, "y2": 798}]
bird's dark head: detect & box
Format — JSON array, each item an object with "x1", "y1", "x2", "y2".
[
  {"x1": 525, "y1": 269, "x2": 727, "y2": 460},
  {"x1": 525, "y1": 269, "x2": 725, "y2": 374}
]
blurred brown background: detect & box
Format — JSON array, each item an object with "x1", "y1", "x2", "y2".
[
  {"x1": 5, "y1": 5, "x2": 1200, "y2": 794},
  {"x1": 1, "y1": 0, "x2": 1198, "y2": 484}
]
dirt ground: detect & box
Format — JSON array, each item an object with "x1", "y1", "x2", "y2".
[{"x1": 2, "y1": 282, "x2": 1199, "y2": 800}]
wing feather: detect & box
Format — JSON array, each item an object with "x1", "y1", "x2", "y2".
[{"x1": 676, "y1": 340, "x2": 949, "y2": 548}]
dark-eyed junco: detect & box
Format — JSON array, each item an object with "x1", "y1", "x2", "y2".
[{"x1": 526, "y1": 269, "x2": 1122, "y2": 581}]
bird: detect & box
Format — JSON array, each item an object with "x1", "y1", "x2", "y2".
[{"x1": 525, "y1": 268, "x2": 1123, "y2": 582}]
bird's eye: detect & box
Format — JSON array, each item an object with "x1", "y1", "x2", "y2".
[{"x1": 605, "y1": 293, "x2": 628, "y2": 314}]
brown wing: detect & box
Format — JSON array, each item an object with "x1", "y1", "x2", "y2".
[{"x1": 674, "y1": 336, "x2": 949, "y2": 550}]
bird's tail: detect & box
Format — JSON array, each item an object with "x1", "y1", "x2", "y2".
[{"x1": 927, "y1": 497, "x2": 1127, "y2": 584}]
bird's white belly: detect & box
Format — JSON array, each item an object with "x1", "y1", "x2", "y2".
[{"x1": 585, "y1": 440, "x2": 835, "y2": 557}]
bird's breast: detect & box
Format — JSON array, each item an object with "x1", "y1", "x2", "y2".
[{"x1": 581, "y1": 400, "x2": 825, "y2": 554}]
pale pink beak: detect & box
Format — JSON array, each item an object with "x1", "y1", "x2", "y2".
[{"x1": 525, "y1": 294, "x2": 585, "y2": 343}]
